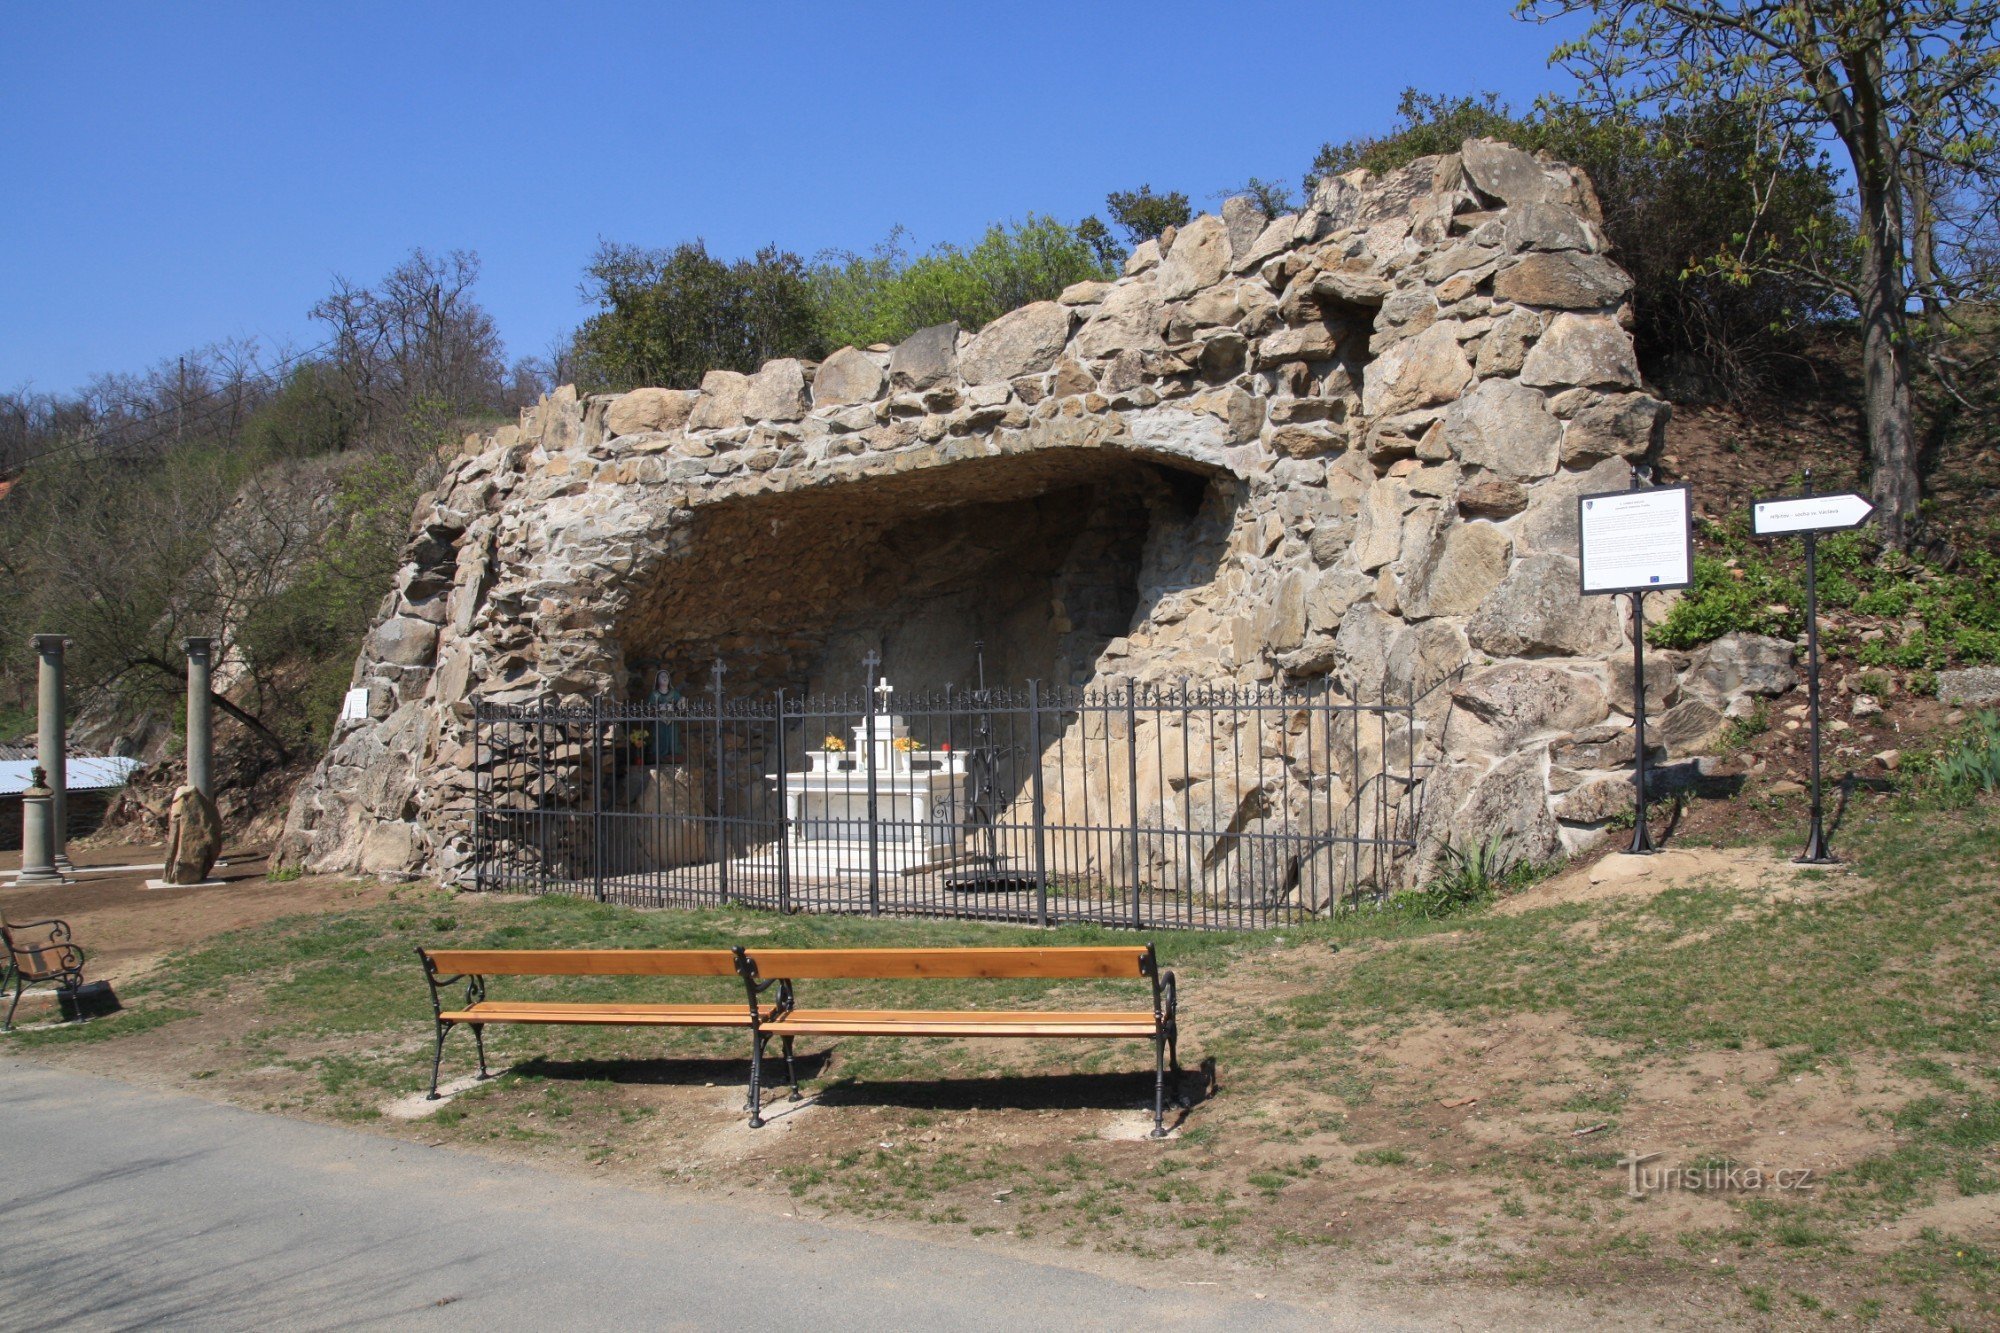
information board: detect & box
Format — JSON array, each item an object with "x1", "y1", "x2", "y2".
[
  {"x1": 1577, "y1": 484, "x2": 1693, "y2": 595},
  {"x1": 339, "y1": 687, "x2": 371, "y2": 723}
]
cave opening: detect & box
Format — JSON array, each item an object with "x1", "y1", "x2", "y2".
[{"x1": 613, "y1": 451, "x2": 1233, "y2": 702}]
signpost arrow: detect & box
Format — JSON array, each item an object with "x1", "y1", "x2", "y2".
[
  {"x1": 1753, "y1": 471, "x2": 1874, "y2": 865},
  {"x1": 1752, "y1": 492, "x2": 1874, "y2": 536}
]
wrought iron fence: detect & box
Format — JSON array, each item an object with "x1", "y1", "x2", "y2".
[{"x1": 471, "y1": 659, "x2": 1426, "y2": 930}]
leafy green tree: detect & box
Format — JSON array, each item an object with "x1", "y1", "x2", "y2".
[
  {"x1": 1518, "y1": 0, "x2": 2000, "y2": 549},
  {"x1": 1076, "y1": 215, "x2": 1126, "y2": 270},
  {"x1": 574, "y1": 241, "x2": 824, "y2": 391},
  {"x1": 1104, "y1": 185, "x2": 1192, "y2": 245},
  {"x1": 810, "y1": 216, "x2": 1115, "y2": 349}
]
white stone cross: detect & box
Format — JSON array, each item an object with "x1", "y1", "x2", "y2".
[{"x1": 873, "y1": 677, "x2": 895, "y2": 712}]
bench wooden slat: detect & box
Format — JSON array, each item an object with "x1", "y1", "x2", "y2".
[
  {"x1": 441, "y1": 1001, "x2": 767, "y2": 1027},
  {"x1": 763, "y1": 1017, "x2": 1157, "y2": 1038},
  {"x1": 424, "y1": 949, "x2": 740, "y2": 977},
  {"x1": 741, "y1": 946, "x2": 1151, "y2": 980},
  {"x1": 773, "y1": 1007, "x2": 1155, "y2": 1024}
]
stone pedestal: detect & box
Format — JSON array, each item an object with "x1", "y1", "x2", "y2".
[{"x1": 17, "y1": 768, "x2": 63, "y2": 885}]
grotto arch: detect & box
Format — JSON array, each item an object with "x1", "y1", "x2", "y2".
[{"x1": 611, "y1": 448, "x2": 1236, "y2": 703}]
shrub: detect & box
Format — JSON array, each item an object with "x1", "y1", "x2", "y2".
[
  {"x1": 1103, "y1": 186, "x2": 1192, "y2": 246},
  {"x1": 810, "y1": 216, "x2": 1115, "y2": 350},
  {"x1": 574, "y1": 240, "x2": 824, "y2": 392},
  {"x1": 1647, "y1": 520, "x2": 2000, "y2": 670}
]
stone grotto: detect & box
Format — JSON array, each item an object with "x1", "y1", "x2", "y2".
[{"x1": 277, "y1": 138, "x2": 1803, "y2": 904}]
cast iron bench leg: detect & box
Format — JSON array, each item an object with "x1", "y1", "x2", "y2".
[
  {"x1": 1150, "y1": 1033, "x2": 1168, "y2": 1138},
  {"x1": 427, "y1": 1021, "x2": 453, "y2": 1099},
  {"x1": 747, "y1": 1032, "x2": 767, "y2": 1128},
  {"x1": 783, "y1": 1035, "x2": 801, "y2": 1100},
  {"x1": 472, "y1": 1023, "x2": 491, "y2": 1079}
]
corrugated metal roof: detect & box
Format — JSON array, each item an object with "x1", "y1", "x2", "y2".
[{"x1": 0, "y1": 756, "x2": 144, "y2": 795}]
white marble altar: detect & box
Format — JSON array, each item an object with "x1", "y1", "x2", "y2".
[{"x1": 782, "y1": 680, "x2": 966, "y2": 872}]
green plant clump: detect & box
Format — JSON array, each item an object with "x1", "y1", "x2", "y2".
[
  {"x1": 1388, "y1": 837, "x2": 1545, "y2": 920},
  {"x1": 1920, "y1": 711, "x2": 2000, "y2": 806},
  {"x1": 1649, "y1": 551, "x2": 1802, "y2": 649}
]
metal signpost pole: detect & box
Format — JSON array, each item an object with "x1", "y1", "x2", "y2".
[
  {"x1": 1750, "y1": 468, "x2": 1873, "y2": 866},
  {"x1": 1799, "y1": 516, "x2": 1833, "y2": 862},
  {"x1": 1575, "y1": 468, "x2": 1695, "y2": 858},
  {"x1": 1627, "y1": 589, "x2": 1655, "y2": 853}
]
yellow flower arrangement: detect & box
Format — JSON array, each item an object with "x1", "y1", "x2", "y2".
[
  {"x1": 822, "y1": 734, "x2": 847, "y2": 751},
  {"x1": 892, "y1": 736, "x2": 922, "y2": 752}
]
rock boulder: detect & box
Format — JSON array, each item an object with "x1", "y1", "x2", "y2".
[{"x1": 163, "y1": 785, "x2": 222, "y2": 885}]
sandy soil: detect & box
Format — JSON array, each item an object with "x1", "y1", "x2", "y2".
[{"x1": 2, "y1": 841, "x2": 389, "y2": 997}]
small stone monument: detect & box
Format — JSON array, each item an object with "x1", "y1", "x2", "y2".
[{"x1": 163, "y1": 784, "x2": 223, "y2": 885}]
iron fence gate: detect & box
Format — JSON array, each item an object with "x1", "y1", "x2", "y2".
[{"x1": 472, "y1": 661, "x2": 1427, "y2": 930}]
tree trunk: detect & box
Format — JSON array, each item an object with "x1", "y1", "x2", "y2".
[{"x1": 1857, "y1": 184, "x2": 1921, "y2": 552}]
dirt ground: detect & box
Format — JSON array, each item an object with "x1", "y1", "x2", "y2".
[{"x1": 1, "y1": 841, "x2": 387, "y2": 1001}]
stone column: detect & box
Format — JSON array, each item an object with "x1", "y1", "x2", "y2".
[
  {"x1": 31, "y1": 634, "x2": 70, "y2": 871},
  {"x1": 185, "y1": 637, "x2": 214, "y2": 799},
  {"x1": 17, "y1": 766, "x2": 62, "y2": 885}
]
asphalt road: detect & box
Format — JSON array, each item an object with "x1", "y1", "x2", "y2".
[{"x1": 0, "y1": 1059, "x2": 1380, "y2": 1332}]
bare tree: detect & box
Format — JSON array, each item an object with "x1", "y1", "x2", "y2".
[
  {"x1": 312, "y1": 248, "x2": 506, "y2": 448},
  {"x1": 1520, "y1": 0, "x2": 2000, "y2": 550}
]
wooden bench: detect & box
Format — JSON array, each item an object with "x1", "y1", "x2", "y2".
[
  {"x1": 3, "y1": 916, "x2": 87, "y2": 1031},
  {"x1": 732, "y1": 945, "x2": 1182, "y2": 1136},
  {"x1": 415, "y1": 948, "x2": 794, "y2": 1105}
]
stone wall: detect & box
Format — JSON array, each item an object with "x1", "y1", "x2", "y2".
[{"x1": 279, "y1": 139, "x2": 1793, "y2": 889}]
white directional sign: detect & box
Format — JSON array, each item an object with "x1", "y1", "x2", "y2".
[
  {"x1": 1577, "y1": 484, "x2": 1694, "y2": 595},
  {"x1": 1752, "y1": 492, "x2": 1874, "y2": 536}
]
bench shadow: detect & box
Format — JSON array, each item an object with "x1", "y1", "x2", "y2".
[
  {"x1": 507, "y1": 1050, "x2": 833, "y2": 1087},
  {"x1": 809, "y1": 1056, "x2": 1218, "y2": 1124}
]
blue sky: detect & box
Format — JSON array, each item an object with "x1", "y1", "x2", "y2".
[{"x1": 1, "y1": 2, "x2": 1583, "y2": 393}]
